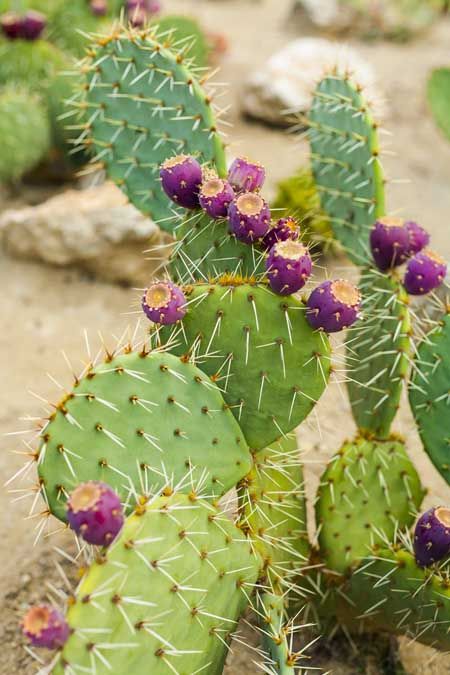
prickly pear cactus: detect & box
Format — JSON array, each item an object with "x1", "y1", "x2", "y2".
[
  {"x1": 74, "y1": 25, "x2": 226, "y2": 226},
  {"x1": 308, "y1": 72, "x2": 385, "y2": 265}
]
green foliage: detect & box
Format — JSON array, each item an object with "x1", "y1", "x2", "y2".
[
  {"x1": 0, "y1": 86, "x2": 51, "y2": 181},
  {"x1": 308, "y1": 73, "x2": 385, "y2": 265},
  {"x1": 316, "y1": 437, "x2": 424, "y2": 574},
  {"x1": 346, "y1": 269, "x2": 411, "y2": 438},
  {"x1": 158, "y1": 281, "x2": 331, "y2": 450},
  {"x1": 38, "y1": 348, "x2": 251, "y2": 521},
  {"x1": 427, "y1": 67, "x2": 450, "y2": 142},
  {"x1": 54, "y1": 494, "x2": 261, "y2": 674},
  {"x1": 410, "y1": 312, "x2": 450, "y2": 485}
]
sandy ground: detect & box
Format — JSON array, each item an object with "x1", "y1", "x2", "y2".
[{"x1": 1, "y1": 0, "x2": 450, "y2": 673}]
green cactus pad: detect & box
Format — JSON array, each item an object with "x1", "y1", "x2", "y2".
[
  {"x1": 153, "y1": 15, "x2": 210, "y2": 69},
  {"x1": 258, "y1": 591, "x2": 297, "y2": 674},
  {"x1": 346, "y1": 268, "x2": 411, "y2": 438},
  {"x1": 168, "y1": 210, "x2": 266, "y2": 283},
  {"x1": 409, "y1": 313, "x2": 450, "y2": 485},
  {"x1": 239, "y1": 435, "x2": 309, "y2": 585},
  {"x1": 54, "y1": 494, "x2": 261, "y2": 675},
  {"x1": 308, "y1": 73, "x2": 385, "y2": 265},
  {"x1": 0, "y1": 38, "x2": 68, "y2": 91},
  {"x1": 0, "y1": 86, "x2": 51, "y2": 182},
  {"x1": 158, "y1": 281, "x2": 331, "y2": 450},
  {"x1": 427, "y1": 67, "x2": 450, "y2": 142},
  {"x1": 75, "y1": 26, "x2": 226, "y2": 227},
  {"x1": 316, "y1": 437, "x2": 424, "y2": 574},
  {"x1": 335, "y1": 547, "x2": 450, "y2": 648},
  {"x1": 38, "y1": 349, "x2": 251, "y2": 521}
]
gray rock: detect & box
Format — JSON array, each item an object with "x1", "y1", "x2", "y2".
[{"x1": 0, "y1": 182, "x2": 169, "y2": 285}]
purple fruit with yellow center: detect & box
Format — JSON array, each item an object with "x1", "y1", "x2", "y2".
[
  {"x1": 414, "y1": 506, "x2": 450, "y2": 567},
  {"x1": 228, "y1": 192, "x2": 270, "y2": 244},
  {"x1": 403, "y1": 249, "x2": 447, "y2": 295},
  {"x1": 1, "y1": 12, "x2": 22, "y2": 39},
  {"x1": 306, "y1": 279, "x2": 361, "y2": 333},
  {"x1": 160, "y1": 155, "x2": 202, "y2": 209},
  {"x1": 20, "y1": 11, "x2": 46, "y2": 40},
  {"x1": 199, "y1": 178, "x2": 235, "y2": 219},
  {"x1": 262, "y1": 216, "x2": 300, "y2": 251},
  {"x1": 266, "y1": 240, "x2": 312, "y2": 295},
  {"x1": 227, "y1": 156, "x2": 265, "y2": 193},
  {"x1": 67, "y1": 481, "x2": 124, "y2": 547},
  {"x1": 370, "y1": 217, "x2": 410, "y2": 271},
  {"x1": 22, "y1": 605, "x2": 69, "y2": 649},
  {"x1": 405, "y1": 220, "x2": 430, "y2": 256},
  {"x1": 142, "y1": 281, "x2": 187, "y2": 324}
]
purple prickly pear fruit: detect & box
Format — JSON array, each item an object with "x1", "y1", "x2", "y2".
[
  {"x1": 199, "y1": 178, "x2": 235, "y2": 219},
  {"x1": 227, "y1": 156, "x2": 265, "y2": 193},
  {"x1": 90, "y1": 0, "x2": 108, "y2": 16},
  {"x1": 160, "y1": 155, "x2": 202, "y2": 209},
  {"x1": 228, "y1": 192, "x2": 271, "y2": 244},
  {"x1": 22, "y1": 605, "x2": 69, "y2": 649},
  {"x1": 403, "y1": 249, "x2": 447, "y2": 296},
  {"x1": 266, "y1": 240, "x2": 312, "y2": 296},
  {"x1": 414, "y1": 507, "x2": 450, "y2": 567},
  {"x1": 262, "y1": 216, "x2": 300, "y2": 251},
  {"x1": 142, "y1": 281, "x2": 187, "y2": 325},
  {"x1": 405, "y1": 220, "x2": 430, "y2": 256},
  {"x1": 146, "y1": 0, "x2": 161, "y2": 13},
  {"x1": 20, "y1": 11, "x2": 46, "y2": 40},
  {"x1": 67, "y1": 481, "x2": 124, "y2": 547},
  {"x1": 370, "y1": 217, "x2": 410, "y2": 271},
  {"x1": 1, "y1": 12, "x2": 22, "y2": 39},
  {"x1": 306, "y1": 279, "x2": 361, "y2": 333}
]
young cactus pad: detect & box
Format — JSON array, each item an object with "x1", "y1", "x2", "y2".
[
  {"x1": 410, "y1": 312, "x2": 450, "y2": 485},
  {"x1": 38, "y1": 349, "x2": 251, "y2": 521},
  {"x1": 75, "y1": 25, "x2": 226, "y2": 227},
  {"x1": 316, "y1": 437, "x2": 424, "y2": 574},
  {"x1": 53, "y1": 493, "x2": 261, "y2": 674},
  {"x1": 158, "y1": 281, "x2": 331, "y2": 450},
  {"x1": 258, "y1": 591, "x2": 297, "y2": 674},
  {"x1": 346, "y1": 269, "x2": 411, "y2": 438},
  {"x1": 308, "y1": 73, "x2": 385, "y2": 265}
]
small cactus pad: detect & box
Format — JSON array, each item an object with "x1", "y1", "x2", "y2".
[
  {"x1": 239, "y1": 435, "x2": 309, "y2": 585},
  {"x1": 258, "y1": 591, "x2": 297, "y2": 674},
  {"x1": 336, "y1": 547, "x2": 450, "y2": 648},
  {"x1": 169, "y1": 211, "x2": 265, "y2": 283},
  {"x1": 308, "y1": 74, "x2": 385, "y2": 265},
  {"x1": 346, "y1": 269, "x2": 411, "y2": 438},
  {"x1": 53, "y1": 494, "x2": 261, "y2": 674},
  {"x1": 75, "y1": 26, "x2": 226, "y2": 227},
  {"x1": 409, "y1": 313, "x2": 450, "y2": 485},
  {"x1": 316, "y1": 437, "x2": 424, "y2": 574},
  {"x1": 159, "y1": 281, "x2": 331, "y2": 450},
  {"x1": 38, "y1": 349, "x2": 251, "y2": 521}
]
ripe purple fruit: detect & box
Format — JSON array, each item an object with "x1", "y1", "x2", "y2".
[
  {"x1": 22, "y1": 605, "x2": 69, "y2": 649},
  {"x1": 90, "y1": 0, "x2": 108, "y2": 16},
  {"x1": 262, "y1": 217, "x2": 300, "y2": 251},
  {"x1": 227, "y1": 156, "x2": 265, "y2": 193},
  {"x1": 1, "y1": 12, "x2": 22, "y2": 39},
  {"x1": 67, "y1": 481, "x2": 124, "y2": 547},
  {"x1": 160, "y1": 155, "x2": 202, "y2": 209},
  {"x1": 403, "y1": 249, "x2": 447, "y2": 296},
  {"x1": 266, "y1": 240, "x2": 312, "y2": 295},
  {"x1": 228, "y1": 192, "x2": 270, "y2": 243},
  {"x1": 414, "y1": 507, "x2": 450, "y2": 567},
  {"x1": 306, "y1": 280, "x2": 361, "y2": 333},
  {"x1": 370, "y1": 217, "x2": 410, "y2": 271},
  {"x1": 405, "y1": 220, "x2": 430, "y2": 256},
  {"x1": 20, "y1": 11, "x2": 46, "y2": 40},
  {"x1": 142, "y1": 281, "x2": 187, "y2": 325},
  {"x1": 199, "y1": 178, "x2": 234, "y2": 219}
]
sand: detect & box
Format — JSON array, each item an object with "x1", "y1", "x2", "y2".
[{"x1": 1, "y1": 0, "x2": 450, "y2": 672}]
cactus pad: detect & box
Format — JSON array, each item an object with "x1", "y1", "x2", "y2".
[
  {"x1": 316, "y1": 437, "x2": 424, "y2": 574},
  {"x1": 346, "y1": 269, "x2": 411, "y2": 438},
  {"x1": 38, "y1": 349, "x2": 251, "y2": 521},
  {"x1": 308, "y1": 73, "x2": 385, "y2": 265},
  {"x1": 159, "y1": 281, "x2": 331, "y2": 450},
  {"x1": 258, "y1": 591, "x2": 297, "y2": 674},
  {"x1": 409, "y1": 312, "x2": 450, "y2": 485},
  {"x1": 54, "y1": 494, "x2": 261, "y2": 674},
  {"x1": 75, "y1": 26, "x2": 226, "y2": 227}
]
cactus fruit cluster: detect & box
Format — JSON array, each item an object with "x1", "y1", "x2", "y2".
[{"x1": 12, "y1": 21, "x2": 450, "y2": 675}]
